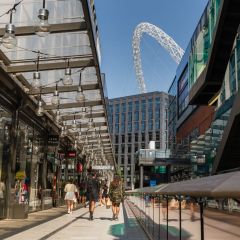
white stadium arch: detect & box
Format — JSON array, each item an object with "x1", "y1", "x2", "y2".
[{"x1": 132, "y1": 22, "x2": 185, "y2": 93}]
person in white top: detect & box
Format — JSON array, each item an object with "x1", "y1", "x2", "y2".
[{"x1": 64, "y1": 179, "x2": 77, "y2": 214}]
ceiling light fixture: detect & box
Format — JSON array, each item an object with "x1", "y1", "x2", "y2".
[
  {"x1": 35, "y1": 0, "x2": 51, "y2": 37},
  {"x1": 76, "y1": 72, "x2": 85, "y2": 102},
  {"x1": 51, "y1": 84, "x2": 60, "y2": 106},
  {"x1": 32, "y1": 52, "x2": 41, "y2": 91},
  {"x1": 36, "y1": 92, "x2": 44, "y2": 117},
  {"x1": 63, "y1": 59, "x2": 73, "y2": 86},
  {"x1": 2, "y1": 7, "x2": 17, "y2": 49}
]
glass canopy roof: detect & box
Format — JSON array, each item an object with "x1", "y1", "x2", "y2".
[{"x1": 0, "y1": 0, "x2": 114, "y2": 166}]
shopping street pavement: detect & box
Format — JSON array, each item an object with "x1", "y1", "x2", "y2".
[
  {"x1": 0, "y1": 202, "x2": 148, "y2": 240},
  {"x1": 128, "y1": 199, "x2": 240, "y2": 240}
]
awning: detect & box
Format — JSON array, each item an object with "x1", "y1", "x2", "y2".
[{"x1": 160, "y1": 171, "x2": 240, "y2": 198}]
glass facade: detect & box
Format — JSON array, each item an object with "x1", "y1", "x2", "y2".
[
  {"x1": 189, "y1": 0, "x2": 221, "y2": 90},
  {"x1": 0, "y1": 108, "x2": 12, "y2": 219}
]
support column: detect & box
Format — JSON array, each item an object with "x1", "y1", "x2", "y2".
[{"x1": 140, "y1": 165, "x2": 144, "y2": 188}]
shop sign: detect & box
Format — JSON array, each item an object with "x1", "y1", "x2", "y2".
[
  {"x1": 92, "y1": 165, "x2": 114, "y2": 170},
  {"x1": 48, "y1": 135, "x2": 59, "y2": 146},
  {"x1": 67, "y1": 151, "x2": 76, "y2": 158}
]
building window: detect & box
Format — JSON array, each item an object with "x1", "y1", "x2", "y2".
[
  {"x1": 128, "y1": 156, "x2": 131, "y2": 165},
  {"x1": 115, "y1": 104, "x2": 119, "y2": 113},
  {"x1": 121, "y1": 113, "x2": 125, "y2": 123},
  {"x1": 156, "y1": 132, "x2": 160, "y2": 141},
  {"x1": 142, "y1": 133, "x2": 145, "y2": 142},
  {"x1": 121, "y1": 124, "x2": 125, "y2": 133},
  {"x1": 128, "y1": 113, "x2": 132, "y2": 122},
  {"x1": 134, "y1": 122, "x2": 139, "y2": 132},
  {"x1": 155, "y1": 120, "x2": 160, "y2": 130},
  {"x1": 122, "y1": 135, "x2": 125, "y2": 143},
  {"x1": 149, "y1": 132, "x2": 153, "y2": 141},
  {"x1": 148, "y1": 111, "x2": 153, "y2": 120},
  {"x1": 127, "y1": 166, "x2": 131, "y2": 175},
  {"x1": 128, "y1": 144, "x2": 131, "y2": 153},
  {"x1": 121, "y1": 156, "x2": 124, "y2": 165},
  {"x1": 121, "y1": 145, "x2": 125, "y2": 154},
  {"x1": 141, "y1": 121, "x2": 145, "y2": 131},
  {"x1": 135, "y1": 101, "x2": 139, "y2": 111},
  {"x1": 148, "y1": 120, "x2": 153, "y2": 130},
  {"x1": 115, "y1": 114, "x2": 119, "y2": 123},
  {"x1": 128, "y1": 122, "x2": 132, "y2": 132},
  {"x1": 134, "y1": 112, "x2": 139, "y2": 121},
  {"x1": 115, "y1": 124, "x2": 119, "y2": 133},
  {"x1": 115, "y1": 145, "x2": 118, "y2": 153},
  {"x1": 141, "y1": 143, "x2": 145, "y2": 149},
  {"x1": 115, "y1": 135, "x2": 119, "y2": 144},
  {"x1": 142, "y1": 111, "x2": 146, "y2": 121},
  {"x1": 128, "y1": 102, "x2": 133, "y2": 112},
  {"x1": 156, "y1": 142, "x2": 160, "y2": 149},
  {"x1": 128, "y1": 133, "x2": 131, "y2": 142},
  {"x1": 134, "y1": 144, "x2": 138, "y2": 153},
  {"x1": 135, "y1": 133, "x2": 138, "y2": 142},
  {"x1": 121, "y1": 103, "x2": 126, "y2": 112}
]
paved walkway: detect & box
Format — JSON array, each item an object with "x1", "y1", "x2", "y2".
[{"x1": 0, "y1": 203, "x2": 148, "y2": 240}]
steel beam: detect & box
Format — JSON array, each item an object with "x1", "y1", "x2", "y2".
[
  {"x1": 6, "y1": 58, "x2": 94, "y2": 73},
  {"x1": 66, "y1": 121, "x2": 106, "y2": 129},
  {"x1": 44, "y1": 100, "x2": 102, "y2": 110},
  {"x1": 0, "y1": 22, "x2": 87, "y2": 37},
  {"x1": 29, "y1": 83, "x2": 99, "y2": 95},
  {"x1": 61, "y1": 112, "x2": 104, "y2": 121}
]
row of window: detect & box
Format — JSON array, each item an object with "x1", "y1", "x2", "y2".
[
  {"x1": 109, "y1": 120, "x2": 161, "y2": 133},
  {"x1": 108, "y1": 97, "x2": 163, "y2": 114},
  {"x1": 114, "y1": 132, "x2": 161, "y2": 143},
  {"x1": 108, "y1": 109, "x2": 161, "y2": 124}
]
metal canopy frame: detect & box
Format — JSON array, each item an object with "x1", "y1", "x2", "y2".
[{"x1": 0, "y1": 0, "x2": 115, "y2": 166}]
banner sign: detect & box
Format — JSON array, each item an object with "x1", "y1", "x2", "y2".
[{"x1": 92, "y1": 165, "x2": 114, "y2": 170}]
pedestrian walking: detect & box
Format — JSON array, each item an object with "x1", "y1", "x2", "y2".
[
  {"x1": 109, "y1": 175, "x2": 124, "y2": 221},
  {"x1": 64, "y1": 179, "x2": 78, "y2": 214},
  {"x1": 79, "y1": 181, "x2": 87, "y2": 207},
  {"x1": 101, "y1": 180, "x2": 109, "y2": 206},
  {"x1": 87, "y1": 172, "x2": 100, "y2": 220}
]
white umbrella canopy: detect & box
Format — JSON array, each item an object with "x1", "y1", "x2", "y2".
[{"x1": 160, "y1": 171, "x2": 240, "y2": 198}]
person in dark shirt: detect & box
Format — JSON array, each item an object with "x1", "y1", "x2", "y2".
[{"x1": 87, "y1": 172, "x2": 100, "y2": 220}]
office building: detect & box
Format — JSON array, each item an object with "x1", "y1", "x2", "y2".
[{"x1": 107, "y1": 92, "x2": 169, "y2": 189}]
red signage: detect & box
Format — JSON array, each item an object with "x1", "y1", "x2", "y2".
[{"x1": 67, "y1": 151, "x2": 76, "y2": 158}]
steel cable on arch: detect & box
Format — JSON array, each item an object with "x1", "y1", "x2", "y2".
[{"x1": 132, "y1": 22, "x2": 185, "y2": 93}]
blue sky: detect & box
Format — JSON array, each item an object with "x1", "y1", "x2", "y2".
[{"x1": 94, "y1": 0, "x2": 209, "y2": 98}]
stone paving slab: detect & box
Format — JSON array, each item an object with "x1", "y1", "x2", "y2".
[{"x1": 1, "y1": 202, "x2": 148, "y2": 240}]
